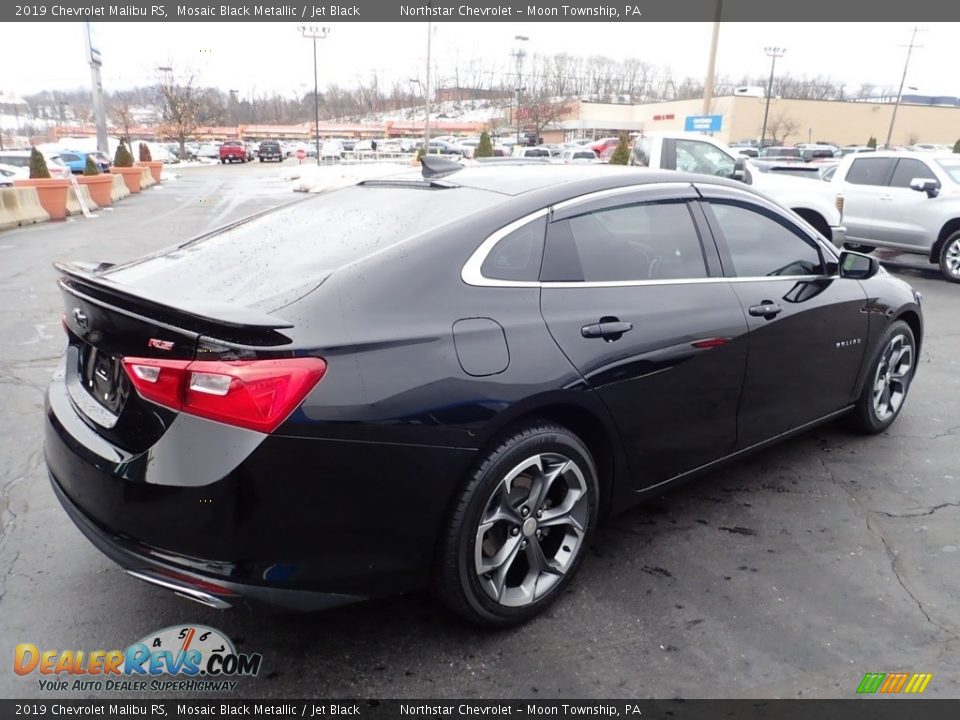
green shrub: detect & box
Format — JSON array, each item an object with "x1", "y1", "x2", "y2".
[
  {"x1": 866, "y1": 136, "x2": 877, "y2": 149},
  {"x1": 113, "y1": 141, "x2": 134, "y2": 168},
  {"x1": 138, "y1": 143, "x2": 152, "y2": 162},
  {"x1": 29, "y1": 147, "x2": 51, "y2": 179},
  {"x1": 475, "y1": 131, "x2": 494, "y2": 159},
  {"x1": 609, "y1": 134, "x2": 631, "y2": 165},
  {"x1": 953, "y1": 139, "x2": 960, "y2": 154},
  {"x1": 415, "y1": 147, "x2": 426, "y2": 163},
  {"x1": 83, "y1": 155, "x2": 100, "y2": 176}
]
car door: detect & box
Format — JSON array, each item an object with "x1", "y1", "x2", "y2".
[
  {"x1": 698, "y1": 185, "x2": 869, "y2": 448},
  {"x1": 869, "y1": 157, "x2": 940, "y2": 250},
  {"x1": 838, "y1": 156, "x2": 897, "y2": 243},
  {"x1": 539, "y1": 185, "x2": 749, "y2": 489}
]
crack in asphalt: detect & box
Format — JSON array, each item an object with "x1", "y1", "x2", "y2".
[
  {"x1": 871, "y1": 502, "x2": 960, "y2": 519},
  {"x1": 820, "y1": 457, "x2": 960, "y2": 643}
]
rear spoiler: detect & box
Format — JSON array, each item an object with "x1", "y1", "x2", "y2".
[{"x1": 55, "y1": 261, "x2": 294, "y2": 330}]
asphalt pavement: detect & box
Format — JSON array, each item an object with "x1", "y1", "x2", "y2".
[{"x1": 1, "y1": 162, "x2": 958, "y2": 699}]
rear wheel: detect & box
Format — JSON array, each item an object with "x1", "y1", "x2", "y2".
[
  {"x1": 844, "y1": 242, "x2": 876, "y2": 253},
  {"x1": 938, "y1": 231, "x2": 960, "y2": 282},
  {"x1": 848, "y1": 320, "x2": 916, "y2": 433},
  {"x1": 435, "y1": 422, "x2": 598, "y2": 627}
]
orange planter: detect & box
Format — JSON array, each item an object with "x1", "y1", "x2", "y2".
[
  {"x1": 110, "y1": 166, "x2": 142, "y2": 193},
  {"x1": 76, "y1": 174, "x2": 114, "y2": 207},
  {"x1": 137, "y1": 161, "x2": 163, "y2": 183},
  {"x1": 14, "y1": 178, "x2": 70, "y2": 221}
]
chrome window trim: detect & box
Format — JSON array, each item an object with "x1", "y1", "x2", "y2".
[{"x1": 461, "y1": 181, "x2": 841, "y2": 289}]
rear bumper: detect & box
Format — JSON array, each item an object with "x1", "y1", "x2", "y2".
[{"x1": 44, "y1": 369, "x2": 474, "y2": 610}]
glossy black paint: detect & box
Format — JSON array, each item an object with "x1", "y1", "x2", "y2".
[{"x1": 45, "y1": 165, "x2": 923, "y2": 610}]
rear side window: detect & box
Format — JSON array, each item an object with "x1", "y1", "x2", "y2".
[
  {"x1": 480, "y1": 216, "x2": 546, "y2": 282},
  {"x1": 541, "y1": 201, "x2": 708, "y2": 282},
  {"x1": 709, "y1": 201, "x2": 824, "y2": 277},
  {"x1": 845, "y1": 157, "x2": 895, "y2": 185},
  {"x1": 889, "y1": 158, "x2": 937, "y2": 188}
]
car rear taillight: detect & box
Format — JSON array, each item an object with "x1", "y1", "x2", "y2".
[{"x1": 121, "y1": 357, "x2": 326, "y2": 433}]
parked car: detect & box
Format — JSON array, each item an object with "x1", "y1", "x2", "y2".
[
  {"x1": 47, "y1": 161, "x2": 922, "y2": 626},
  {"x1": 320, "y1": 139, "x2": 344, "y2": 160},
  {"x1": 589, "y1": 137, "x2": 619, "y2": 155},
  {"x1": 512, "y1": 146, "x2": 552, "y2": 158},
  {"x1": 0, "y1": 150, "x2": 72, "y2": 178},
  {"x1": 759, "y1": 146, "x2": 804, "y2": 162},
  {"x1": 831, "y1": 151, "x2": 960, "y2": 281},
  {"x1": 559, "y1": 148, "x2": 600, "y2": 163},
  {"x1": 196, "y1": 144, "x2": 220, "y2": 160},
  {"x1": 838, "y1": 146, "x2": 876, "y2": 157},
  {"x1": 0, "y1": 165, "x2": 16, "y2": 187},
  {"x1": 426, "y1": 139, "x2": 464, "y2": 156},
  {"x1": 219, "y1": 141, "x2": 248, "y2": 164},
  {"x1": 244, "y1": 142, "x2": 258, "y2": 161},
  {"x1": 257, "y1": 141, "x2": 283, "y2": 162},
  {"x1": 58, "y1": 150, "x2": 110, "y2": 174}
]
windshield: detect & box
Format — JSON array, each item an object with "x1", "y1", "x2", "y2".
[{"x1": 936, "y1": 160, "x2": 960, "y2": 184}]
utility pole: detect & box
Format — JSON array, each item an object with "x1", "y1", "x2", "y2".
[
  {"x1": 298, "y1": 25, "x2": 329, "y2": 166},
  {"x1": 512, "y1": 35, "x2": 529, "y2": 145},
  {"x1": 760, "y1": 46, "x2": 785, "y2": 147},
  {"x1": 84, "y1": 22, "x2": 108, "y2": 155},
  {"x1": 702, "y1": 0, "x2": 722, "y2": 116},
  {"x1": 229, "y1": 89, "x2": 239, "y2": 136},
  {"x1": 423, "y1": 21, "x2": 432, "y2": 153},
  {"x1": 885, "y1": 26, "x2": 924, "y2": 149}
]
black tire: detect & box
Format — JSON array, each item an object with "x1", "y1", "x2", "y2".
[
  {"x1": 844, "y1": 242, "x2": 876, "y2": 253},
  {"x1": 435, "y1": 422, "x2": 598, "y2": 627},
  {"x1": 937, "y1": 230, "x2": 960, "y2": 283},
  {"x1": 847, "y1": 320, "x2": 916, "y2": 434}
]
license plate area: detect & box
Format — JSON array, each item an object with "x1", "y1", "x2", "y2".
[{"x1": 78, "y1": 343, "x2": 130, "y2": 416}]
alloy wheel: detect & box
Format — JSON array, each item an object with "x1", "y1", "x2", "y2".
[
  {"x1": 872, "y1": 333, "x2": 913, "y2": 422},
  {"x1": 944, "y1": 238, "x2": 960, "y2": 279},
  {"x1": 474, "y1": 453, "x2": 589, "y2": 607}
]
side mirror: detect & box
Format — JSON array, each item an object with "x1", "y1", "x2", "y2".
[
  {"x1": 909, "y1": 178, "x2": 940, "y2": 198},
  {"x1": 839, "y1": 251, "x2": 879, "y2": 280},
  {"x1": 732, "y1": 157, "x2": 746, "y2": 182}
]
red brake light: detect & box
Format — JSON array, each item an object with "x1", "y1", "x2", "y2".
[{"x1": 121, "y1": 357, "x2": 326, "y2": 433}]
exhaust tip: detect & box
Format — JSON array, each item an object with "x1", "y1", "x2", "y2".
[{"x1": 127, "y1": 569, "x2": 234, "y2": 610}]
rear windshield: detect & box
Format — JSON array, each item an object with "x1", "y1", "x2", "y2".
[{"x1": 105, "y1": 184, "x2": 501, "y2": 310}]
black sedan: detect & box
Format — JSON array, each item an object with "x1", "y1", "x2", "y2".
[{"x1": 45, "y1": 160, "x2": 923, "y2": 626}]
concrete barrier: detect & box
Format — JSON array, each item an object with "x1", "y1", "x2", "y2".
[
  {"x1": 0, "y1": 187, "x2": 51, "y2": 230},
  {"x1": 66, "y1": 184, "x2": 99, "y2": 216},
  {"x1": 139, "y1": 166, "x2": 156, "y2": 189},
  {"x1": 0, "y1": 188, "x2": 19, "y2": 230},
  {"x1": 110, "y1": 173, "x2": 130, "y2": 202}
]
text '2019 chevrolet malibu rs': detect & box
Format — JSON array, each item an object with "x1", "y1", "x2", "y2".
[{"x1": 45, "y1": 159, "x2": 923, "y2": 626}]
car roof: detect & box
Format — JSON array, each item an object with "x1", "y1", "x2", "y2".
[{"x1": 387, "y1": 163, "x2": 746, "y2": 200}]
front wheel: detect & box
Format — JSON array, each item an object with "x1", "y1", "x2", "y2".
[
  {"x1": 848, "y1": 320, "x2": 916, "y2": 433},
  {"x1": 844, "y1": 242, "x2": 876, "y2": 253},
  {"x1": 938, "y1": 231, "x2": 960, "y2": 283},
  {"x1": 435, "y1": 422, "x2": 598, "y2": 627}
]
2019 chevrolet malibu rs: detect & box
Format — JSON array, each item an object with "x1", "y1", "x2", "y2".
[{"x1": 45, "y1": 160, "x2": 923, "y2": 626}]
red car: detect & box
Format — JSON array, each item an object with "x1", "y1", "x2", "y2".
[
  {"x1": 218, "y1": 141, "x2": 247, "y2": 164},
  {"x1": 589, "y1": 137, "x2": 620, "y2": 155}
]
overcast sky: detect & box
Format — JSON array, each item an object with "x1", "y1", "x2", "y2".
[{"x1": 5, "y1": 22, "x2": 959, "y2": 100}]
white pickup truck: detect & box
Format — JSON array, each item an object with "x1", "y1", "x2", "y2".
[{"x1": 631, "y1": 132, "x2": 846, "y2": 247}]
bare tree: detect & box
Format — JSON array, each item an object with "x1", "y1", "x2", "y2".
[
  {"x1": 108, "y1": 91, "x2": 135, "y2": 146},
  {"x1": 521, "y1": 91, "x2": 572, "y2": 142},
  {"x1": 765, "y1": 110, "x2": 801, "y2": 145},
  {"x1": 155, "y1": 69, "x2": 202, "y2": 159}
]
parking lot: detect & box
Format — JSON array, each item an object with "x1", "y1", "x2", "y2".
[{"x1": 1, "y1": 161, "x2": 958, "y2": 699}]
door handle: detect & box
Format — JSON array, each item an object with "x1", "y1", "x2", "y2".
[
  {"x1": 581, "y1": 318, "x2": 634, "y2": 341},
  {"x1": 748, "y1": 302, "x2": 782, "y2": 319}
]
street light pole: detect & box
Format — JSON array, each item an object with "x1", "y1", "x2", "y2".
[
  {"x1": 512, "y1": 35, "x2": 529, "y2": 145},
  {"x1": 885, "y1": 26, "x2": 923, "y2": 149},
  {"x1": 702, "y1": 0, "x2": 723, "y2": 116},
  {"x1": 298, "y1": 25, "x2": 330, "y2": 166},
  {"x1": 423, "y1": 21, "x2": 432, "y2": 154},
  {"x1": 760, "y1": 46, "x2": 785, "y2": 147}
]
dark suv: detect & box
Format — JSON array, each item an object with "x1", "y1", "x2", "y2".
[{"x1": 258, "y1": 140, "x2": 283, "y2": 162}]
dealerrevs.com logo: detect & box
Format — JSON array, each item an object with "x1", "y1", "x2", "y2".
[{"x1": 14, "y1": 625, "x2": 262, "y2": 692}]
